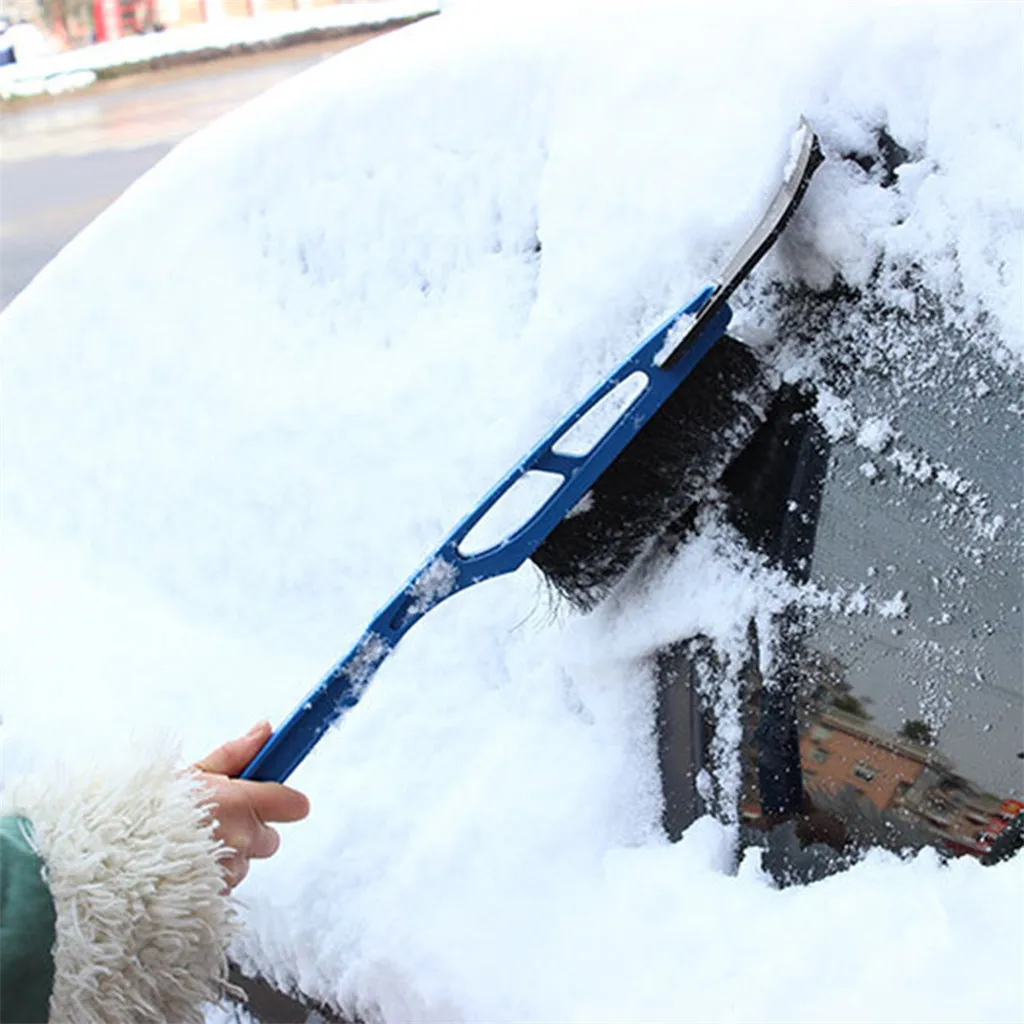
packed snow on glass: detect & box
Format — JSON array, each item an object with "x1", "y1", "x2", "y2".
[{"x1": 1, "y1": 2, "x2": 1021, "y2": 1021}]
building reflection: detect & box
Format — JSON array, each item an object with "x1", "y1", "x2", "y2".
[
  {"x1": 799, "y1": 709, "x2": 1021, "y2": 858},
  {"x1": 739, "y1": 664, "x2": 1024, "y2": 862}
]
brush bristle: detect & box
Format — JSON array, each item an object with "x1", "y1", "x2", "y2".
[{"x1": 531, "y1": 335, "x2": 773, "y2": 610}]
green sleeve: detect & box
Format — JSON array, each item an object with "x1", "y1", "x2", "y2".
[{"x1": 0, "y1": 816, "x2": 56, "y2": 1024}]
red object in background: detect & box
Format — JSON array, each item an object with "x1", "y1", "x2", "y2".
[
  {"x1": 984, "y1": 799, "x2": 1024, "y2": 842},
  {"x1": 93, "y1": 0, "x2": 122, "y2": 41},
  {"x1": 93, "y1": 0, "x2": 118, "y2": 40},
  {"x1": 93, "y1": 0, "x2": 157, "y2": 40}
]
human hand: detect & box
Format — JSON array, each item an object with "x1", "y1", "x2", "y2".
[{"x1": 192, "y1": 721, "x2": 310, "y2": 890}]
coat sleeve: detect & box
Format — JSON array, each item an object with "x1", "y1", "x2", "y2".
[
  {"x1": 0, "y1": 816, "x2": 57, "y2": 1024},
  {"x1": 1, "y1": 750, "x2": 239, "y2": 1024}
]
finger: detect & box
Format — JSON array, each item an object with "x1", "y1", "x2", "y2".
[
  {"x1": 241, "y1": 781, "x2": 311, "y2": 824},
  {"x1": 195, "y1": 721, "x2": 273, "y2": 776},
  {"x1": 222, "y1": 854, "x2": 249, "y2": 891},
  {"x1": 249, "y1": 824, "x2": 281, "y2": 860}
]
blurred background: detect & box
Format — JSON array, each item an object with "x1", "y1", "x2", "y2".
[{"x1": 0, "y1": 0, "x2": 434, "y2": 308}]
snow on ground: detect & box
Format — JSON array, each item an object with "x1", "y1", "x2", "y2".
[
  {"x1": 1, "y1": 2, "x2": 1022, "y2": 1021},
  {"x1": 0, "y1": 0, "x2": 437, "y2": 98}
]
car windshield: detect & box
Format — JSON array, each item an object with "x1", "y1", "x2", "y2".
[{"x1": 657, "y1": 271, "x2": 1023, "y2": 872}]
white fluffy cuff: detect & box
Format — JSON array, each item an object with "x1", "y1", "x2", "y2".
[{"x1": 4, "y1": 749, "x2": 237, "y2": 1023}]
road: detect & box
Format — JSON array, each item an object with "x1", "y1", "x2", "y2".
[{"x1": 0, "y1": 32, "x2": 388, "y2": 309}]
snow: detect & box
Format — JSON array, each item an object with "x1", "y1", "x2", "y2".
[
  {"x1": 876, "y1": 591, "x2": 909, "y2": 621},
  {"x1": 856, "y1": 415, "x2": 895, "y2": 454},
  {"x1": 814, "y1": 387, "x2": 857, "y2": 441},
  {"x1": 1, "y1": 1, "x2": 1022, "y2": 1021},
  {"x1": 406, "y1": 556, "x2": 459, "y2": 615},
  {"x1": 0, "y1": 0, "x2": 436, "y2": 98}
]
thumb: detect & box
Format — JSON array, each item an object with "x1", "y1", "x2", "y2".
[{"x1": 195, "y1": 720, "x2": 273, "y2": 777}]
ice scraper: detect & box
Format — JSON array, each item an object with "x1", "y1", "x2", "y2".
[{"x1": 242, "y1": 122, "x2": 824, "y2": 783}]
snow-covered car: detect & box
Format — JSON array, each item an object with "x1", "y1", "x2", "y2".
[
  {"x1": 1, "y1": 4, "x2": 1021, "y2": 1022},
  {"x1": 0, "y1": 17, "x2": 15, "y2": 66}
]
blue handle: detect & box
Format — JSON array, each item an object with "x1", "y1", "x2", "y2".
[{"x1": 242, "y1": 287, "x2": 732, "y2": 782}]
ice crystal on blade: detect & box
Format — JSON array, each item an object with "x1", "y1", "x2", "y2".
[
  {"x1": 407, "y1": 556, "x2": 460, "y2": 616},
  {"x1": 341, "y1": 633, "x2": 391, "y2": 694}
]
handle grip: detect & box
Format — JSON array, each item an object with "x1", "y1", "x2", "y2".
[{"x1": 242, "y1": 288, "x2": 732, "y2": 782}]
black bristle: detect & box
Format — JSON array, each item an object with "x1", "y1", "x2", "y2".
[{"x1": 531, "y1": 335, "x2": 774, "y2": 610}]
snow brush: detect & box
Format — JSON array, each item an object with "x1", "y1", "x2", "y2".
[{"x1": 242, "y1": 122, "x2": 823, "y2": 783}]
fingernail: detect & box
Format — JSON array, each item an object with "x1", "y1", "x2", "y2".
[{"x1": 246, "y1": 720, "x2": 270, "y2": 738}]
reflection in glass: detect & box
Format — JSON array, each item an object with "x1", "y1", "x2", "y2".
[{"x1": 655, "y1": 273, "x2": 1023, "y2": 877}]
